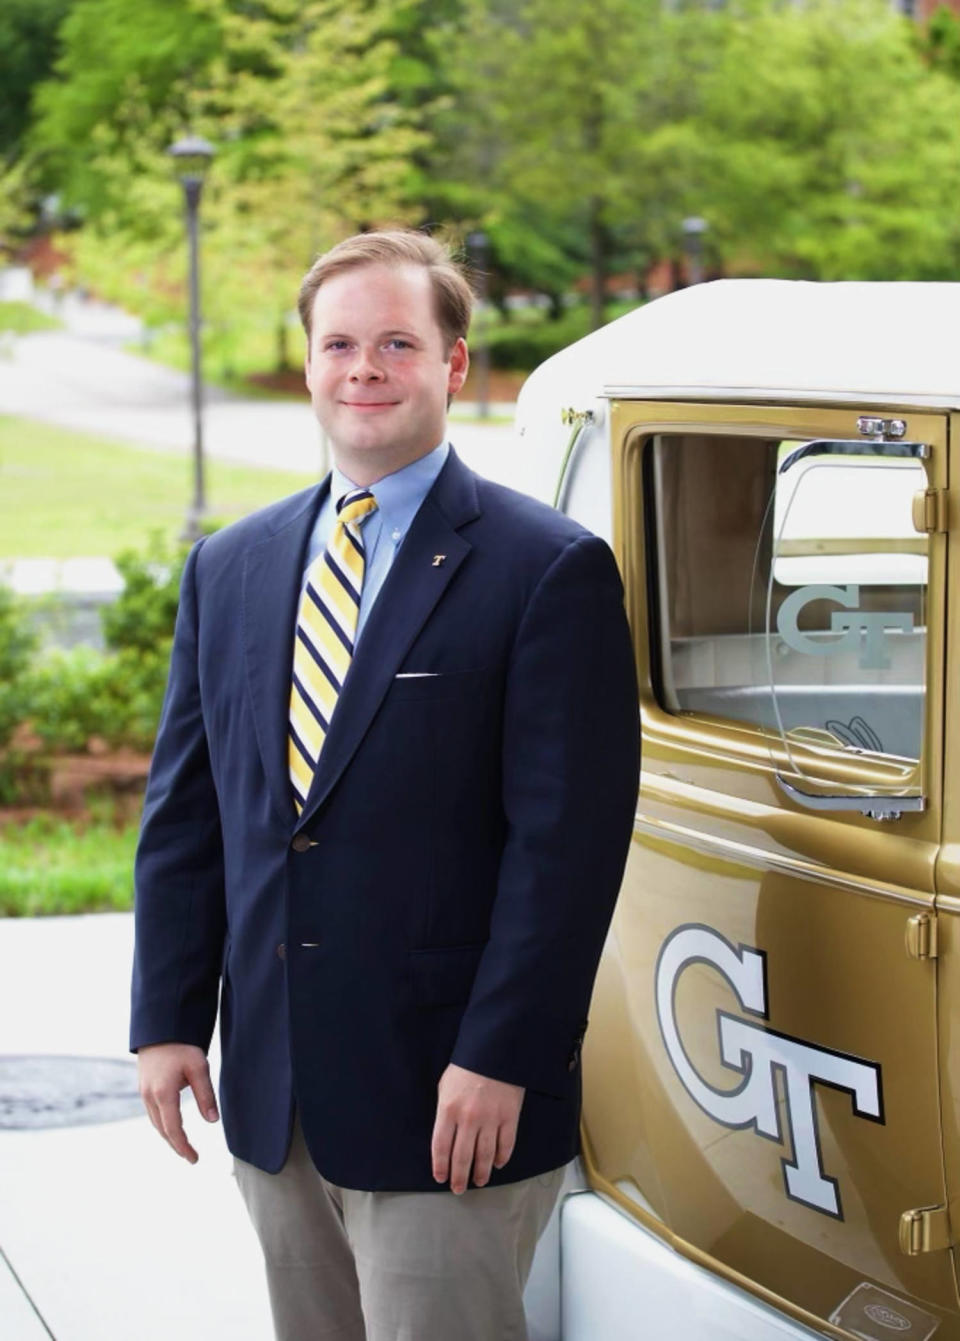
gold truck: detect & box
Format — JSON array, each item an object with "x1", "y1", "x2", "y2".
[{"x1": 517, "y1": 280, "x2": 958, "y2": 1341}]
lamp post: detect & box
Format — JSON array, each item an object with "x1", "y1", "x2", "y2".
[
  {"x1": 681, "y1": 216, "x2": 708, "y2": 287},
  {"x1": 169, "y1": 135, "x2": 215, "y2": 542},
  {"x1": 467, "y1": 230, "x2": 490, "y2": 421}
]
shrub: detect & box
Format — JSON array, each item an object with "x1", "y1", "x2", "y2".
[
  {"x1": 0, "y1": 585, "x2": 36, "y2": 750},
  {"x1": 101, "y1": 532, "x2": 186, "y2": 656}
]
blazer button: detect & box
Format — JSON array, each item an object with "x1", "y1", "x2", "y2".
[
  {"x1": 276, "y1": 942, "x2": 286, "y2": 961},
  {"x1": 291, "y1": 834, "x2": 313, "y2": 853}
]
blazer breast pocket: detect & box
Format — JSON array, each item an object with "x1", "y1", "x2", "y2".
[{"x1": 388, "y1": 667, "x2": 490, "y2": 701}]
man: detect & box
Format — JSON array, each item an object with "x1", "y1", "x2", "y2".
[{"x1": 131, "y1": 230, "x2": 638, "y2": 1341}]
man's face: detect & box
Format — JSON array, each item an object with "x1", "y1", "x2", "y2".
[{"x1": 304, "y1": 262, "x2": 468, "y2": 483}]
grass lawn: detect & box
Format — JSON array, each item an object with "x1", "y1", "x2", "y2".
[
  {"x1": 0, "y1": 814, "x2": 138, "y2": 916},
  {"x1": 0, "y1": 415, "x2": 316, "y2": 558},
  {"x1": 0, "y1": 301, "x2": 61, "y2": 335}
]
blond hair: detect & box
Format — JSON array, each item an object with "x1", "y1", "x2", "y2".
[{"x1": 298, "y1": 230, "x2": 474, "y2": 354}]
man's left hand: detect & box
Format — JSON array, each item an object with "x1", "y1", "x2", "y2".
[{"x1": 431, "y1": 1062, "x2": 525, "y2": 1193}]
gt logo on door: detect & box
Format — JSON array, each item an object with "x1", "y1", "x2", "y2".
[{"x1": 655, "y1": 924, "x2": 884, "y2": 1219}]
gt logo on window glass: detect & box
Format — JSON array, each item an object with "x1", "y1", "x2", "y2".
[{"x1": 655, "y1": 924, "x2": 884, "y2": 1219}]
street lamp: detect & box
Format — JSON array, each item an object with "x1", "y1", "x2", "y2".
[
  {"x1": 681, "y1": 216, "x2": 708, "y2": 287},
  {"x1": 169, "y1": 134, "x2": 215, "y2": 542},
  {"x1": 467, "y1": 230, "x2": 491, "y2": 421}
]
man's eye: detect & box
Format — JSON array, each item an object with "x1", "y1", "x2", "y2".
[
  {"x1": 385, "y1": 338, "x2": 412, "y2": 350},
  {"x1": 325, "y1": 340, "x2": 350, "y2": 351}
]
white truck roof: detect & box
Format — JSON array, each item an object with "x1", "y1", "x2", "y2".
[
  {"x1": 513, "y1": 279, "x2": 960, "y2": 510},
  {"x1": 521, "y1": 278, "x2": 960, "y2": 410}
]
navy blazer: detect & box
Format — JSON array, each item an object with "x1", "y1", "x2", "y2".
[{"x1": 131, "y1": 448, "x2": 639, "y2": 1190}]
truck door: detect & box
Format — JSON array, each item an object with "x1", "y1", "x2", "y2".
[{"x1": 583, "y1": 402, "x2": 954, "y2": 1336}]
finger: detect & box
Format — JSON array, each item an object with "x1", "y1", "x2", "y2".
[
  {"x1": 156, "y1": 1091, "x2": 198, "y2": 1163},
  {"x1": 449, "y1": 1122, "x2": 477, "y2": 1196},
  {"x1": 187, "y1": 1061, "x2": 219, "y2": 1122},
  {"x1": 494, "y1": 1118, "x2": 518, "y2": 1170},
  {"x1": 471, "y1": 1124, "x2": 498, "y2": 1188},
  {"x1": 142, "y1": 1092, "x2": 164, "y2": 1139},
  {"x1": 431, "y1": 1108, "x2": 456, "y2": 1184}
]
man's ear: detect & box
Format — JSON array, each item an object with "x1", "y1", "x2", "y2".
[
  {"x1": 304, "y1": 349, "x2": 313, "y2": 393},
  {"x1": 446, "y1": 337, "x2": 469, "y2": 399}
]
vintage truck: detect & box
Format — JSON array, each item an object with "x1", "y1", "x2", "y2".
[{"x1": 517, "y1": 280, "x2": 958, "y2": 1341}]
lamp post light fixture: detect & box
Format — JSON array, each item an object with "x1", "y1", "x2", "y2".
[
  {"x1": 467, "y1": 230, "x2": 491, "y2": 421},
  {"x1": 681, "y1": 216, "x2": 708, "y2": 287},
  {"x1": 169, "y1": 134, "x2": 215, "y2": 542}
]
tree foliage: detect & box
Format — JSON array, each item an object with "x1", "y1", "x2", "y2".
[
  {"x1": 5, "y1": 0, "x2": 960, "y2": 352},
  {"x1": 22, "y1": 0, "x2": 427, "y2": 359}
]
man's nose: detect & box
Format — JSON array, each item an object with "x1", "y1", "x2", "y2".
[{"x1": 349, "y1": 347, "x2": 385, "y2": 381}]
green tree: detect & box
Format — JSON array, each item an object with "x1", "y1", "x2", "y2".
[
  {"x1": 26, "y1": 0, "x2": 426, "y2": 364},
  {"x1": 0, "y1": 0, "x2": 75, "y2": 161},
  {"x1": 684, "y1": 0, "x2": 960, "y2": 279}
]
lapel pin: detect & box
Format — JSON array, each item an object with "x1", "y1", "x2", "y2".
[{"x1": 432, "y1": 555, "x2": 446, "y2": 567}]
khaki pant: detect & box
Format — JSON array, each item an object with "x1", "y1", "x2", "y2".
[{"x1": 234, "y1": 1111, "x2": 565, "y2": 1341}]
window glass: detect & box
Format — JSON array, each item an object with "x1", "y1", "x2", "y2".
[{"x1": 649, "y1": 433, "x2": 928, "y2": 774}]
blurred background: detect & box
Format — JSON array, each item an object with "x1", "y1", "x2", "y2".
[{"x1": 2, "y1": 0, "x2": 960, "y2": 1335}]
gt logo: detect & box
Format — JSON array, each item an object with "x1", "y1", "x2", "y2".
[{"x1": 655, "y1": 925, "x2": 884, "y2": 1219}]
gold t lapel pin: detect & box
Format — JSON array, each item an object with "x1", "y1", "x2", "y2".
[{"x1": 432, "y1": 555, "x2": 446, "y2": 567}]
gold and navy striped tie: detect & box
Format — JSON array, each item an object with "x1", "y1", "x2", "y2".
[{"x1": 288, "y1": 487, "x2": 378, "y2": 814}]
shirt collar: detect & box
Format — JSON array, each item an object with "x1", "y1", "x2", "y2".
[{"x1": 331, "y1": 442, "x2": 449, "y2": 539}]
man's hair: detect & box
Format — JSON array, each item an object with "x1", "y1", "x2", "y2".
[{"x1": 298, "y1": 229, "x2": 474, "y2": 354}]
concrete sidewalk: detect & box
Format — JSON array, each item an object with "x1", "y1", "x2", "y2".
[
  {"x1": 0, "y1": 914, "x2": 565, "y2": 1341},
  {"x1": 0, "y1": 914, "x2": 272, "y2": 1341}
]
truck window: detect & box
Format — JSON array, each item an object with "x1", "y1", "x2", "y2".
[{"x1": 647, "y1": 432, "x2": 927, "y2": 772}]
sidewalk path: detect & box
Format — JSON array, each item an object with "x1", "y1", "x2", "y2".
[{"x1": 0, "y1": 913, "x2": 272, "y2": 1341}]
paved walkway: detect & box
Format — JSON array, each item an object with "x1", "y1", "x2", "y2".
[{"x1": 0, "y1": 913, "x2": 273, "y2": 1341}]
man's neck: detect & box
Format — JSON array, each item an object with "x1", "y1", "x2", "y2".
[{"x1": 331, "y1": 442, "x2": 444, "y2": 488}]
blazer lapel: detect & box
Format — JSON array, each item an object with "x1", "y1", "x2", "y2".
[
  {"x1": 243, "y1": 481, "x2": 328, "y2": 826},
  {"x1": 297, "y1": 449, "x2": 481, "y2": 831}
]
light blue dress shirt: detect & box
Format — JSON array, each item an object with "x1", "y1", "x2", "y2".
[{"x1": 301, "y1": 442, "x2": 450, "y2": 642}]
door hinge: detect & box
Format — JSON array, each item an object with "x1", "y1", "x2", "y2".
[
  {"x1": 911, "y1": 488, "x2": 948, "y2": 534},
  {"x1": 905, "y1": 913, "x2": 938, "y2": 960},
  {"x1": 899, "y1": 1205, "x2": 953, "y2": 1255}
]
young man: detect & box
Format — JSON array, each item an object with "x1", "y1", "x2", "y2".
[{"x1": 131, "y1": 230, "x2": 638, "y2": 1340}]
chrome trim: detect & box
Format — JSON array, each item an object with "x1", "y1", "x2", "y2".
[
  {"x1": 778, "y1": 438, "x2": 929, "y2": 476},
  {"x1": 600, "y1": 385, "x2": 960, "y2": 411},
  {"x1": 776, "y1": 774, "x2": 926, "y2": 821}
]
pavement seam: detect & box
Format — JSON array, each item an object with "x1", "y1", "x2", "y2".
[{"x1": 0, "y1": 1242, "x2": 58, "y2": 1339}]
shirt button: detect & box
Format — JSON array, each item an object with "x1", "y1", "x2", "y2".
[{"x1": 391, "y1": 528, "x2": 402, "y2": 542}]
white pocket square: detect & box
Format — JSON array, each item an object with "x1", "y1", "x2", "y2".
[{"x1": 395, "y1": 672, "x2": 440, "y2": 679}]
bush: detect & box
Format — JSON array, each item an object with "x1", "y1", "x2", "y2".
[
  {"x1": 26, "y1": 535, "x2": 188, "y2": 756},
  {"x1": 0, "y1": 585, "x2": 36, "y2": 750},
  {"x1": 101, "y1": 533, "x2": 185, "y2": 656},
  {"x1": 0, "y1": 587, "x2": 39, "y2": 803},
  {"x1": 483, "y1": 300, "x2": 643, "y2": 371}
]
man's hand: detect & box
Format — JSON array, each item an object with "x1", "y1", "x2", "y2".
[
  {"x1": 137, "y1": 1042, "x2": 219, "y2": 1164},
  {"x1": 431, "y1": 1063, "x2": 525, "y2": 1194}
]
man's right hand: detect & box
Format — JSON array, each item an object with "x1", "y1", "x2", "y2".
[{"x1": 137, "y1": 1042, "x2": 220, "y2": 1164}]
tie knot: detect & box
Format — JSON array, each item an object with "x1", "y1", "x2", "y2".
[{"x1": 337, "y1": 488, "x2": 378, "y2": 528}]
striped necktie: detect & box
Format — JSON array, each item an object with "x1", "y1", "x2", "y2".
[{"x1": 288, "y1": 487, "x2": 378, "y2": 814}]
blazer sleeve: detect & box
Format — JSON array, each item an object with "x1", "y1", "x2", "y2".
[
  {"x1": 129, "y1": 537, "x2": 227, "y2": 1054},
  {"x1": 450, "y1": 532, "x2": 639, "y2": 1097}
]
